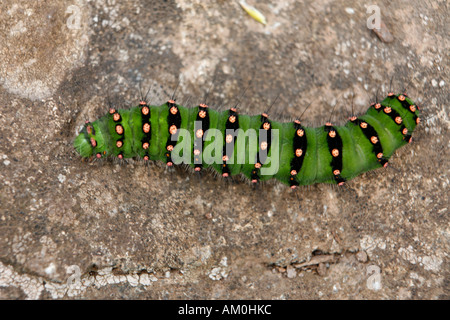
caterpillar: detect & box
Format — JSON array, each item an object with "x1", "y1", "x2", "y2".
[{"x1": 74, "y1": 92, "x2": 420, "y2": 189}]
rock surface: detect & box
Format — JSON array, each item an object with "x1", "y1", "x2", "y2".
[{"x1": 0, "y1": 0, "x2": 448, "y2": 299}]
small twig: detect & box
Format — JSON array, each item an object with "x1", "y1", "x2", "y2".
[
  {"x1": 292, "y1": 254, "x2": 337, "y2": 269},
  {"x1": 372, "y1": 20, "x2": 394, "y2": 43}
]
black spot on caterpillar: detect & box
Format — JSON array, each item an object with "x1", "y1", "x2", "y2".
[{"x1": 74, "y1": 92, "x2": 420, "y2": 188}]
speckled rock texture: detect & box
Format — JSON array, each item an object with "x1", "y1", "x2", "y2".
[{"x1": 0, "y1": 0, "x2": 448, "y2": 299}]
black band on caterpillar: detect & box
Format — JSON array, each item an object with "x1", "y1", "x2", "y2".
[
  {"x1": 194, "y1": 104, "x2": 210, "y2": 172},
  {"x1": 289, "y1": 120, "x2": 307, "y2": 189},
  {"x1": 166, "y1": 100, "x2": 181, "y2": 166},
  {"x1": 325, "y1": 123, "x2": 346, "y2": 186},
  {"x1": 252, "y1": 113, "x2": 272, "y2": 184},
  {"x1": 222, "y1": 108, "x2": 239, "y2": 178},
  {"x1": 140, "y1": 100, "x2": 152, "y2": 161}
]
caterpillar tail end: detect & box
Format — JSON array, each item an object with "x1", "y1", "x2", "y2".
[{"x1": 73, "y1": 131, "x2": 93, "y2": 158}]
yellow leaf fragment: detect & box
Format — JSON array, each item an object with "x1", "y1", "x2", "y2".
[{"x1": 239, "y1": 1, "x2": 267, "y2": 25}]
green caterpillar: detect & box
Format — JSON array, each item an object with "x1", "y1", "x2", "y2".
[{"x1": 74, "y1": 92, "x2": 420, "y2": 188}]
